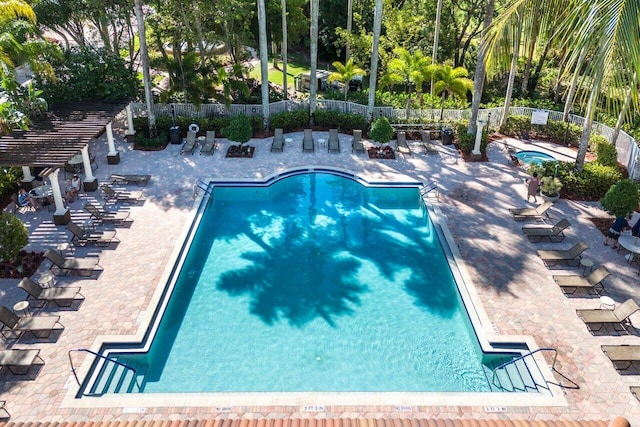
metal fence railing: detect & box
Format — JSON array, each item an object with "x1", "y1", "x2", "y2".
[{"x1": 129, "y1": 101, "x2": 640, "y2": 179}]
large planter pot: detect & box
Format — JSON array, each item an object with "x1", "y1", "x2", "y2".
[{"x1": 541, "y1": 192, "x2": 560, "y2": 203}]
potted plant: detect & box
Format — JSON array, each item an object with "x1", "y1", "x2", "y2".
[
  {"x1": 224, "y1": 114, "x2": 254, "y2": 157},
  {"x1": 368, "y1": 116, "x2": 394, "y2": 159},
  {"x1": 540, "y1": 176, "x2": 563, "y2": 202}
]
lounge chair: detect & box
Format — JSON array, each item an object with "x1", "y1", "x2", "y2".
[
  {"x1": 509, "y1": 201, "x2": 553, "y2": 221},
  {"x1": 302, "y1": 129, "x2": 314, "y2": 152},
  {"x1": 395, "y1": 131, "x2": 411, "y2": 157},
  {"x1": 602, "y1": 345, "x2": 640, "y2": 371},
  {"x1": 84, "y1": 202, "x2": 131, "y2": 226},
  {"x1": 0, "y1": 400, "x2": 9, "y2": 419},
  {"x1": 328, "y1": 129, "x2": 340, "y2": 152},
  {"x1": 421, "y1": 131, "x2": 439, "y2": 155},
  {"x1": 352, "y1": 130, "x2": 365, "y2": 153},
  {"x1": 67, "y1": 222, "x2": 120, "y2": 247},
  {"x1": 18, "y1": 277, "x2": 84, "y2": 308},
  {"x1": 576, "y1": 298, "x2": 640, "y2": 333},
  {"x1": 180, "y1": 130, "x2": 198, "y2": 154},
  {"x1": 552, "y1": 265, "x2": 610, "y2": 295},
  {"x1": 100, "y1": 184, "x2": 145, "y2": 204},
  {"x1": 109, "y1": 174, "x2": 151, "y2": 187},
  {"x1": 200, "y1": 130, "x2": 216, "y2": 155},
  {"x1": 522, "y1": 218, "x2": 571, "y2": 242},
  {"x1": 0, "y1": 349, "x2": 45, "y2": 376},
  {"x1": 631, "y1": 386, "x2": 640, "y2": 401},
  {"x1": 271, "y1": 128, "x2": 284, "y2": 152},
  {"x1": 537, "y1": 241, "x2": 589, "y2": 267},
  {"x1": 44, "y1": 249, "x2": 103, "y2": 278},
  {"x1": 0, "y1": 306, "x2": 63, "y2": 341}
]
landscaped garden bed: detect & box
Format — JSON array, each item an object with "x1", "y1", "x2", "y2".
[
  {"x1": 226, "y1": 145, "x2": 255, "y2": 158},
  {"x1": 367, "y1": 146, "x2": 396, "y2": 159}
]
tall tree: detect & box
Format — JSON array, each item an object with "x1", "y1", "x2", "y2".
[
  {"x1": 499, "y1": 10, "x2": 522, "y2": 128},
  {"x1": 281, "y1": 0, "x2": 288, "y2": 99},
  {"x1": 385, "y1": 48, "x2": 432, "y2": 117},
  {"x1": 134, "y1": 0, "x2": 156, "y2": 137},
  {"x1": 309, "y1": 0, "x2": 319, "y2": 118},
  {"x1": 346, "y1": 0, "x2": 353, "y2": 61},
  {"x1": 433, "y1": 65, "x2": 473, "y2": 121},
  {"x1": 367, "y1": 0, "x2": 382, "y2": 120},
  {"x1": 328, "y1": 59, "x2": 365, "y2": 101},
  {"x1": 468, "y1": 0, "x2": 495, "y2": 136},
  {"x1": 430, "y1": 0, "x2": 442, "y2": 95},
  {"x1": 258, "y1": 0, "x2": 269, "y2": 128}
]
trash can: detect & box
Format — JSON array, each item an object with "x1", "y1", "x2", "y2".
[
  {"x1": 442, "y1": 128, "x2": 454, "y2": 145},
  {"x1": 169, "y1": 126, "x2": 181, "y2": 144}
]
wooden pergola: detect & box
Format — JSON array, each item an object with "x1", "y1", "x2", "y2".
[{"x1": 0, "y1": 101, "x2": 126, "y2": 168}]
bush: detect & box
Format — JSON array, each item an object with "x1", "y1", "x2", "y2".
[
  {"x1": 0, "y1": 168, "x2": 21, "y2": 201},
  {"x1": 600, "y1": 179, "x2": 639, "y2": 217},
  {"x1": 270, "y1": 110, "x2": 310, "y2": 131},
  {"x1": 0, "y1": 212, "x2": 28, "y2": 262},
  {"x1": 595, "y1": 139, "x2": 618, "y2": 167},
  {"x1": 134, "y1": 130, "x2": 168, "y2": 148},
  {"x1": 453, "y1": 120, "x2": 488, "y2": 154},
  {"x1": 499, "y1": 115, "x2": 582, "y2": 146},
  {"x1": 224, "y1": 114, "x2": 253, "y2": 144},
  {"x1": 369, "y1": 116, "x2": 394, "y2": 144},
  {"x1": 313, "y1": 110, "x2": 368, "y2": 131},
  {"x1": 558, "y1": 162, "x2": 622, "y2": 200}
]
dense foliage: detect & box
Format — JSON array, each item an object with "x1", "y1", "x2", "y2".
[
  {"x1": 595, "y1": 140, "x2": 618, "y2": 168},
  {"x1": 368, "y1": 116, "x2": 394, "y2": 144},
  {"x1": 313, "y1": 110, "x2": 368, "y2": 131},
  {"x1": 536, "y1": 161, "x2": 623, "y2": 201},
  {"x1": 0, "y1": 212, "x2": 28, "y2": 262},
  {"x1": 270, "y1": 110, "x2": 310, "y2": 131},
  {"x1": 600, "y1": 179, "x2": 640, "y2": 217},
  {"x1": 454, "y1": 120, "x2": 487, "y2": 153},
  {"x1": 36, "y1": 47, "x2": 139, "y2": 102},
  {"x1": 224, "y1": 114, "x2": 253, "y2": 144}
]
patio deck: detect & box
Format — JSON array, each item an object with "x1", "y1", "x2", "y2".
[{"x1": 0, "y1": 120, "x2": 638, "y2": 423}]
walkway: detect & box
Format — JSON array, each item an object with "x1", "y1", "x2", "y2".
[{"x1": 0, "y1": 120, "x2": 638, "y2": 423}]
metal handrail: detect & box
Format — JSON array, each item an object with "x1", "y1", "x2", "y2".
[
  {"x1": 68, "y1": 348, "x2": 141, "y2": 395},
  {"x1": 420, "y1": 181, "x2": 438, "y2": 195},
  {"x1": 194, "y1": 180, "x2": 213, "y2": 197},
  {"x1": 491, "y1": 347, "x2": 557, "y2": 392}
]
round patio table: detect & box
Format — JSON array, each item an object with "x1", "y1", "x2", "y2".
[{"x1": 618, "y1": 234, "x2": 640, "y2": 263}]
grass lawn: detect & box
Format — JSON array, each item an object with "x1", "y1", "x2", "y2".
[{"x1": 249, "y1": 52, "x2": 311, "y2": 86}]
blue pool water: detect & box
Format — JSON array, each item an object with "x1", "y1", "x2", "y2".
[
  {"x1": 515, "y1": 150, "x2": 557, "y2": 165},
  {"x1": 107, "y1": 173, "x2": 515, "y2": 393}
]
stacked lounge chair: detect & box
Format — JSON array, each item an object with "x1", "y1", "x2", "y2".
[{"x1": 200, "y1": 131, "x2": 216, "y2": 155}]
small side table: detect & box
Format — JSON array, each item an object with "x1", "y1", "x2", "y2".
[
  {"x1": 37, "y1": 272, "x2": 55, "y2": 288},
  {"x1": 580, "y1": 258, "x2": 594, "y2": 276},
  {"x1": 317, "y1": 138, "x2": 326, "y2": 149},
  {"x1": 12, "y1": 301, "x2": 30, "y2": 317},
  {"x1": 285, "y1": 138, "x2": 293, "y2": 143},
  {"x1": 600, "y1": 296, "x2": 615, "y2": 310},
  {"x1": 83, "y1": 219, "x2": 95, "y2": 233}
]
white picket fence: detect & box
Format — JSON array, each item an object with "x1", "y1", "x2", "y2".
[{"x1": 130, "y1": 101, "x2": 640, "y2": 179}]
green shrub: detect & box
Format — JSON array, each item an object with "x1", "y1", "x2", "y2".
[
  {"x1": 224, "y1": 114, "x2": 253, "y2": 144},
  {"x1": 499, "y1": 115, "x2": 582, "y2": 146},
  {"x1": 134, "y1": 130, "x2": 169, "y2": 148},
  {"x1": 0, "y1": 167, "x2": 21, "y2": 201},
  {"x1": 499, "y1": 115, "x2": 531, "y2": 137},
  {"x1": 270, "y1": 110, "x2": 310, "y2": 131},
  {"x1": 453, "y1": 120, "x2": 488, "y2": 154},
  {"x1": 560, "y1": 162, "x2": 622, "y2": 200},
  {"x1": 313, "y1": 110, "x2": 368, "y2": 131},
  {"x1": 595, "y1": 139, "x2": 618, "y2": 167},
  {"x1": 600, "y1": 179, "x2": 639, "y2": 217},
  {"x1": 369, "y1": 116, "x2": 394, "y2": 144},
  {"x1": 0, "y1": 212, "x2": 28, "y2": 262}
]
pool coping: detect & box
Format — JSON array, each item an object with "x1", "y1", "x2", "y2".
[{"x1": 61, "y1": 166, "x2": 568, "y2": 409}]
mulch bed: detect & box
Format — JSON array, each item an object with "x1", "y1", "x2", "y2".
[
  {"x1": 226, "y1": 145, "x2": 255, "y2": 158},
  {"x1": 367, "y1": 146, "x2": 396, "y2": 160},
  {"x1": 0, "y1": 250, "x2": 44, "y2": 279},
  {"x1": 590, "y1": 217, "x2": 612, "y2": 238}
]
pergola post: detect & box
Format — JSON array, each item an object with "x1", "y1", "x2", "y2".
[
  {"x1": 472, "y1": 119, "x2": 487, "y2": 157},
  {"x1": 106, "y1": 122, "x2": 120, "y2": 164},
  {"x1": 49, "y1": 168, "x2": 70, "y2": 225},
  {"x1": 81, "y1": 146, "x2": 98, "y2": 191},
  {"x1": 125, "y1": 104, "x2": 136, "y2": 143},
  {"x1": 21, "y1": 166, "x2": 36, "y2": 190}
]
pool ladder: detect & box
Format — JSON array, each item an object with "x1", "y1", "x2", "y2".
[
  {"x1": 194, "y1": 180, "x2": 213, "y2": 198},
  {"x1": 420, "y1": 181, "x2": 439, "y2": 201},
  {"x1": 68, "y1": 348, "x2": 143, "y2": 396}
]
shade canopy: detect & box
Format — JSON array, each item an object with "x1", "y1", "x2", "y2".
[{"x1": 0, "y1": 101, "x2": 126, "y2": 168}]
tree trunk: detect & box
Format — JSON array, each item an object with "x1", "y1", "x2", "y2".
[
  {"x1": 520, "y1": 9, "x2": 540, "y2": 96},
  {"x1": 346, "y1": 0, "x2": 353, "y2": 61},
  {"x1": 281, "y1": 0, "x2": 288, "y2": 99},
  {"x1": 500, "y1": 14, "x2": 521, "y2": 129},
  {"x1": 612, "y1": 74, "x2": 635, "y2": 146},
  {"x1": 134, "y1": 0, "x2": 156, "y2": 137},
  {"x1": 552, "y1": 47, "x2": 567, "y2": 103},
  {"x1": 272, "y1": 33, "x2": 278, "y2": 68},
  {"x1": 309, "y1": 0, "x2": 319, "y2": 118},
  {"x1": 367, "y1": 0, "x2": 383, "y2": 121},
  {"x1": 563, "y1": 46, "x2": 587, "y2": 122},
  {"x1": 468, "y1": 0, "x2": 494, "y2": 135},
  {"x1": 575, "y1": 65, "x2": 604, "y2": 171},
  {"x1": 258, "y1": 0, "x2": 270, "y2": 129},
  {"x1": 528, "y1": 38, "x2": 550, "y2": 95},
  {"x1": 431, "y1": 0, "x2": 443, "y2": 96}
]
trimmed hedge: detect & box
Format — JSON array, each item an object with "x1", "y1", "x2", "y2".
[
  {"x1": 454, "y1": 120, "x2": 488, "y2": 153},
  {"x1": 536, "y1": 161, "x2": 622, "y2": 200},
  {"x1": 270, "y1": 110, "x2": 310, "y2": 131},
  {"x1": 313, "y1": 110, "x2": 368, "y2": 132},
  {"x1": 133, "y1": 115, "x2": 263, "y2": 139},
  {"x1": 595, "y1": 138, "x2": 618, "y2": 167},
  {"x1": 500, "y1": 115, "x2": 582, "y2": 146}
]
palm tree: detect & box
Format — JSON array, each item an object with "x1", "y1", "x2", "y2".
[
  {"x1": 500, "y1": 10, "x2": 522, "y2": 128},
  {"x1": 431, "y1": 0, "x2": 443, "y2": 96},
  {"x1": 386, "y1": 48, "x2": 432, "y2": 117},
  {"x1": 309, "y1": 0, "x2": 319, "y2": 118},
  {"x1": 432, "y1": 65, "x2": 473, "y2": 121},
  {"x1": 258, "y1": 0, "x2": 270, "y2": 128},
  {"x1": 133, "y1": 0, "x2": 156, "y2": 138},
  {"x1": 484, "y1": 0, "x2": 640, "y2": 171},
  {"x1": 328, "y1": 59, "x2": 365, "y2": 101},
  {"x1": 281, "y1": 0, "x2": 288, "y2": 99},
  {"x1": 346, "y1": 0, "x2": 353, "y2": 61},
  {"x1": 367, "y1": 0, "x2": 383, "y2": 121},
  {"x1": 468, "y1": 0, "x2": 495, "y2": 136}
]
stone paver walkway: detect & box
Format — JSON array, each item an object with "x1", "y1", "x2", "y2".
[{"x1": 1, "y1": 117, "x2": 639, "y2": 423}]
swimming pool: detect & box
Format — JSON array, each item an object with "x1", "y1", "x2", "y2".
[
  {"x1": 515, "y1": 150, "x2": 557, "y2": 165},
  {"x1": 79, "y1": 170, "x2": 548, "y2": 397}
]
